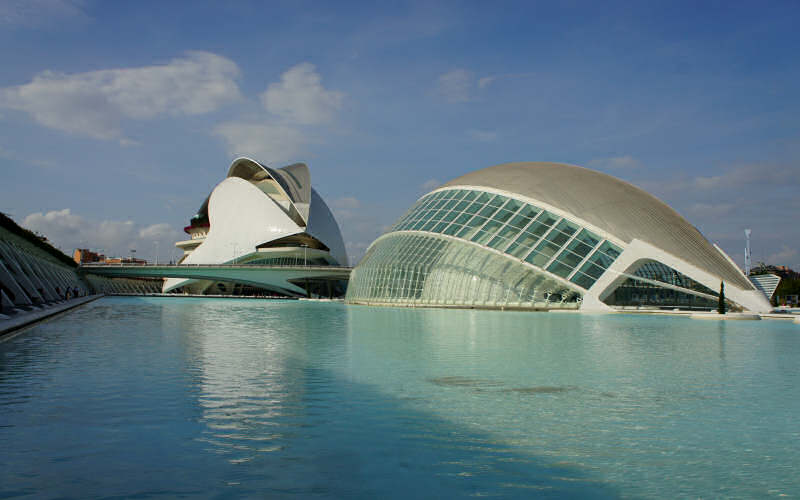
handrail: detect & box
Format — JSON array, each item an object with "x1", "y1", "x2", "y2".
[{"x1": 80, "y1": 263, "x2": 352, "y2": 270}]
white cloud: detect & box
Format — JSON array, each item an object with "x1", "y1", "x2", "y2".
[
  {"x1": 329, "y1": 196, "x2": 391, "y2": 264},
  {"x1": 261, "y1": 63, "x2": 343, "y2": 125},
  {"x1": 0, "y1": 0, "x2": 88, "y2": 28},
  {"x1": 766, "y1": 245, "x2": 798, "y2": 266},
  {"x1": 21, "y1": 208, "x2": 183, "y2": 262},
  {"x1": 420, "y1": 179, "x2": 441, "y2": 191},
  {"x1": 589, "y1": 155, "x2": 641, "y2": 170},
  {"x1": 467, "y1": 129, "x2": 498, "y2": 142},
  {"x1": 213, "y1": 122, "x2": 306, "y2": 164},
  {"x1": 0, "y1": 51, "x2": 241, "y2": 140},
  {"x1": 437, "y1": 69, "x2": 473, "y2": 103},
  {"x1": 477, "y1": 76, "x2": 496, "y2": 89},
  {"x1": 688, "y1": 202, "x2": 735, "y2": 217}
]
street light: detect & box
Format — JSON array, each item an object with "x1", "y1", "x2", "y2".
[
  {"x1": 301, "y1": 243, "x2": 308, "y2": 267},
  {"x1": 154, "y1": 241, "x2": 159, "y2": 266}
]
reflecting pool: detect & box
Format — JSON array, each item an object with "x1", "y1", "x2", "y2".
[{"x1": 1, "y1": 297, "x2": 798, "y2": 498}]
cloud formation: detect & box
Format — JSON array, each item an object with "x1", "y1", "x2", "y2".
[
  {"x1": 213, "y1": 123, "x2": 306, "y2": 165},
  {"x1": 437, "y1": 69, "x2": 473, "y2": 103},
  {"x1": 467, "y1": 129, "x2": 498, "y2": 142},
  {"x1": 329, "y1": 196, "x2": 391, "y2": 264},
  {"x1": 22, "y1": 208, "x2": 183, "y2": 262},
  {"x1": 216, "y1": 63, "x2": 344, "y2": 163},
  {"x1": 0, "y1": 0, "x2": 88, "y2": 28},
  {"x1": 261, "y1": 63, "x2": 343, "y2": 125},
  {"x1": 0, "y1": 51, "x2": 241, "y2": 140},
  {"x1": 588, "y1": 155, "x2": 641, "y2": 170}
]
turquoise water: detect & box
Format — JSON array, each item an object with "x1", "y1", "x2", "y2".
[{"x1": 1, "y1": 298, "x2": 798, "y2": 498}]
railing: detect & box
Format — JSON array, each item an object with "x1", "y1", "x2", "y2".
[{"x1": 80, "y1": 263, "x2": 352, "y2": 270}]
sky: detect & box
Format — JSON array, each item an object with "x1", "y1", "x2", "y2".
[{"x1": 0, "y1": 0, "x2": 798, "y2": 268}]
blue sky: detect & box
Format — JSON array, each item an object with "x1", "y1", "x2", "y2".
[{"x1": 1, "y1": 0, "x2": 798, "y2": 268}]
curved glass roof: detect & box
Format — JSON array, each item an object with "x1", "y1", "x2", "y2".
[
  {"x1": 389, "y1": 187, "x2": 623, "y2": 290},
  {"x1": 442, "y1": 162, "x2": 753, "y2": 290}
]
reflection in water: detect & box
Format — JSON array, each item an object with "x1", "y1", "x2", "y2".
[{"x1": 0, "y1": 298, "x2": 798, "y2": 499}]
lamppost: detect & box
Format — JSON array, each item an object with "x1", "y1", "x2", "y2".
[
  {"x1": 154, "y1": 241, "x2": 159, "y2": 266},
  {"x1": 231, "y1": 243, "x2": 238, "y2": 264}
]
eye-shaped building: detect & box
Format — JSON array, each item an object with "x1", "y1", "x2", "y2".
[
  {"x1": 345, "y1": 162, "x2": 770, "y2": 312},
  {"x1": 164, "y1": 158, "x2": 347, "y2": 296}
]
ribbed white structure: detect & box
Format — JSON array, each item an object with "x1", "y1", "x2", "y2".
[{"x1": 347, "y1": 162, "x2": 771, "y2": 313}]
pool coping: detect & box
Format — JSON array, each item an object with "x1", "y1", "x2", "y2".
[{"x1": 0, "y1": 294, "x2": 104, "y2": 339}]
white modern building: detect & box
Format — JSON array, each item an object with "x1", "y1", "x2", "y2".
[
  {"x1": 345, "y1": 162, "x2": 772, "y2": 313},
  {"x1": 165, "y1": 158, "x2": 347, "y2": 296}
]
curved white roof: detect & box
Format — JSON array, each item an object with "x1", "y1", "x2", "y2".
[{"x1": 441, "y1": 162, "x2": 752, "y2": 290}]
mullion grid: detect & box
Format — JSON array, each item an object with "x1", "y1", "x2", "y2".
[
  {"x1": 485, "y1": 201, "x2": 531, "y2": 251},
  {"x1": 435, "y1": 191, "x2": 490, "y2": 237},
  {"x1": 468, "y1": 197, "x2": 513, "y2": 245},
  {"x1": 569, "y1": 241, "x2": 623, "y2": 288},
  {"x1": 469, "y1": 197, "x2": 519, "y2": 246},
  {"x1": 454, "y1": 194, "x2": 500, "y2": 240},
  {"x1": 525, "y1": 219, "x2": 578, "y2": 268},
  {"x1": 565, "y1": 236, "x2": 607, "y2": 283},
  {"x1": 519, "y1": 216, "x2": 564, "y2": 264},
  {"x1": 543, "y1": 226, "x2": 593, "y2": 278},
  {"x1": 381, "y1": 188, "x2": 623, "y2": 298},
  {"x1": 505, "y1": 210, "x2": 558, "y2": 259}
]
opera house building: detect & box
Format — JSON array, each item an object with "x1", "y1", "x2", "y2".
[
  {"x1": 345, "y1": 162, "x2": 771, "y2": 313},
  {"x1": 164, "y1": 157, "x2": 347, "y2": 296}
]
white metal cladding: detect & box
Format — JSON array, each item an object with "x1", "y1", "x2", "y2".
[
  {"x1": 387, "y1": 187, "x2": 624, "y2": 291},
  {"x1": 440, "y1": 162, "x2": 754, "y2": 291},
  {"x1": 749, "y1": 274, "x2": 781, "y2": 300}
]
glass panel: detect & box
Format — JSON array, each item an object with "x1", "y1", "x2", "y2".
[
  {"x1": 490, "y1": 206, "x2": 515, "y2": 224},
  {"x1": 526, "y1": 242, "x2": 559, "y2": 267},
  {"x1": 471, "y1": 219, "x2": 504, "y2": 245},
  {"x1": 454, "y1": 199, "x2": 471, "y2": 212},
  {"x1": 487, "y1": 224, "x2": 521, "y2": 250},
  {"x1": 440, "y1": 210, "x2": 460, "y2": 224},
  {"x1": 478, "y1": 203, "x2": 499, "y2": 218},
  {"x1": 487, "y1": 194, "x2": 507, "y2": 207},
  {"x1": 462, "y1": 191, "x2": 478, "y2": 202},
  {"x1": 442, "y1": 198, "x2": 459, "y2": 210},
  {"x1": 546, "y1": 259, "x2": 574, "y2": 278},
  {"x1": 463, "y1": 201, "x2": 483, "y2": 215}
]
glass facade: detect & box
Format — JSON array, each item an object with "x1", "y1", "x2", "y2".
[
  {"x1": 389, "y1": 188, "x2": 622, "y2": 290},
  {"x1": 346, "y1": 188, "x2": 625, "y2": 309},
  {"x1": 346, "y1": 232, "x2": 581, "y2": 308},
  {"x1": 602, "y1": 260, "x2": 728, "y2": 310}
]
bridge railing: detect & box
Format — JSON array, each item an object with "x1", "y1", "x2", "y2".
[{"x1": 80, "y1": 263, "x2": 352, "y2": 270}]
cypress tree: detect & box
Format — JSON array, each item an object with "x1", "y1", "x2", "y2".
[{"x1": 718, "y1": 281, "x2": 726, "y2": 314}]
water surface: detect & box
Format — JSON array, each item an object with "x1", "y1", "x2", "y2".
[{"x1": 1, "y1": 298, "x2": 798, "y2": 498}]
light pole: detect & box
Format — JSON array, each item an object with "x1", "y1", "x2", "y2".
[
  {"x1": 231, "y1": 243, "x2": 238, "y2": 264},
  {"x1": 301, "y1": 243, "x2": 308, "y2": 267},
  {"x1": 154, "y1": 241, "x2": 159, "y2": 266}
]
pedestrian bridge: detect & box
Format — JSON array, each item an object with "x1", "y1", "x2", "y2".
[{"x1": 81, "y1": 263, "x2": 352, "y2": 296}]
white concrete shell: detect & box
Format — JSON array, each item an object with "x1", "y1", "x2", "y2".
[
  {"x1": 347, "y1": 162, "x2": 770, "y2": 313},
  {"x1": 164, "y1": 158, "x2": 347, "y2": 294}
]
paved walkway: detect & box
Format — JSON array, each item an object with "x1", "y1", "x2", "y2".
[{"x1": 0, "y1": 294, "x2": 103, "y2": 338}]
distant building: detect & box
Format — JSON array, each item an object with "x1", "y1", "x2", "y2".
[
  {"x1": 73, "y1": 248, "x2": 106, "y2": 265},
  {"x1": 104, "y1": 257, "x2": 147, "y2": 265},
  {"x1": 346, "y1": 162, "x2": 771, "y2": 312}
]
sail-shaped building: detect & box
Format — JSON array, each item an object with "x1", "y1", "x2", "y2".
[{"x1": 165, "y1": 158, "x2": 347, "y2": 296}]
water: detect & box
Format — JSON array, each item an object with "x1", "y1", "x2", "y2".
[{"x1": 1, "y1": 298, "x2": 798, "y2": 498}]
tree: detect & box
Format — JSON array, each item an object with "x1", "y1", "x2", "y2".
[{"x1": 718, "y1": 281, "x2": 726, "y2": 314}]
